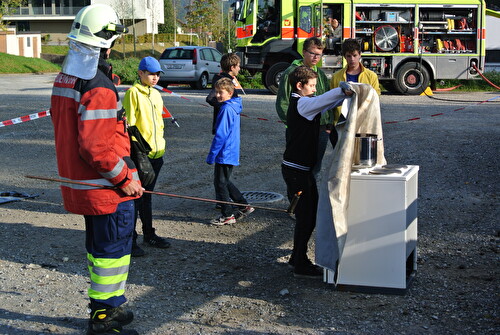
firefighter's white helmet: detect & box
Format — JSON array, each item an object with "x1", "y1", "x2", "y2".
[{"x1": 68, "y1": 4, "x2": 128, "y2": 49}]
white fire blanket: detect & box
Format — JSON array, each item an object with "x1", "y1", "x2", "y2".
[{"x1": 315, "y1": 83, "x2": 386, "y2": 280}]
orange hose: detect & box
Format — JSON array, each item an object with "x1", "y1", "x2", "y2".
[
  {"x1": 472, "y1": 64, "x2": 500, "y2": 90},
  {"x1": 434, "y1": 85, "x2": 463, "y2": 92}
]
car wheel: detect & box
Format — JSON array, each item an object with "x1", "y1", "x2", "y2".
[
  {"x1": 265, "y1": 62, "x2": 290, "y2": 95},
  {"x1": 192, "y1": 72, "x2": 209, "y2": 90},
  {"x1": 394, "y1": 62, "x2": 430, "y2": 95}
]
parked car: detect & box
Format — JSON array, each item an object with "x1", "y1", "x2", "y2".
[{"x1": 158, "y1": 46, "x2": 222, "y2": 89}]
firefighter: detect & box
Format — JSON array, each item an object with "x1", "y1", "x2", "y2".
[{"x1": 50, "y1": 4, "x2": 142, "y2": 334}]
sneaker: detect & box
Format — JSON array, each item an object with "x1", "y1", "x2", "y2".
[
  {"x1": 234, "y1": 206, "x2": 255, "y2": 220},
  {"x1": 293, "y1": 263, "x2": 323, "y2": 279},
  {"x1": 211, "y1": 214, "x2": 236, "y2": 226},
  {"x1": 144, "y1": 234, "x2": 171, "y2": 249},
  {"x1": 131, "y1": 242, "x2": 145, "y2": 257}
]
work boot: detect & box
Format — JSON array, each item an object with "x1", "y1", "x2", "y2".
[{"x1": 87, "y1": 305, "x2": 136, "y2": 335}]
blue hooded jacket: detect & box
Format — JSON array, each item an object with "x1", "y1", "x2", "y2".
[{"x1": 206, "y1": 97, "x2": 242, "y2": 166}]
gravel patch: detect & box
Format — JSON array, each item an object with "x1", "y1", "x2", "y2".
[{"x1": 0, "y1": 74, "x2": 498, "y2": 334}]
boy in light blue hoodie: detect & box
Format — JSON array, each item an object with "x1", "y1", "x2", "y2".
[{"x1": 206, "y1": 78, "x2": 254, "y2": 225}]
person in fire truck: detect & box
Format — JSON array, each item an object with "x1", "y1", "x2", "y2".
[
  {"x1": 282, "y1": 65, "x2": 353, "y2": 278},
  {"x1": 50, "y1": 4, "x2": 142, "y2": 335},
  {"x1": 276, "y1": 37, "x2": 335, "y2": 181},
  {"x1": 324, "y1": 17, "x2": 342, "y2": 52},
  {"x1": 330, "y1": 38, "x2": 381, "y2": 117}
]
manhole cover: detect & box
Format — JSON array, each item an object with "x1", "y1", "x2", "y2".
[{"x1": 241, "y1": 191, "x2": 284, "y2": 203}]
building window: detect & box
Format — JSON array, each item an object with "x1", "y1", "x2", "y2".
[
  {"x1": 27, "y1": 37, "x2": 31, "y2": 47},
  {"x1": 17, "y1": 21, "x2": 30, "y2": 32}
]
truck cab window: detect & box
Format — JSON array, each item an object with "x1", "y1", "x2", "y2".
[
  {"x1": 299, "y1": 6, "x2": 312, "y2": 34},
  {"x1": 252, "y1": 0, "x2": 279, "y2": 43}
]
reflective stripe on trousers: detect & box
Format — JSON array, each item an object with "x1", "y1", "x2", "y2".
[{"x1": 84, "y1": 200, "x2": 134, "y2": 307}]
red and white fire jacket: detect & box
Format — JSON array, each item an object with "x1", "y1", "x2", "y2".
[{"x1": 50, "y1": 63, "x2": 140, "y2": 215}]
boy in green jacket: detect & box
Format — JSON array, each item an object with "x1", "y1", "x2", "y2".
[{"x1": 275, "y1": 37, "x2": 334, "y2": 180}]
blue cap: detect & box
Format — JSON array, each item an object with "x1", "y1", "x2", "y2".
[{"x1": 139, "y1": 56, "x2": 163, "y2": 73}]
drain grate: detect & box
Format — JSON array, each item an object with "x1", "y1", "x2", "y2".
[{"x1": 241, "y1": 191, "x2": 284, "y2": 203}]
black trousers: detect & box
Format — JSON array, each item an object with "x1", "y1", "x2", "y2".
[
  {"x1": 134, "y1": 156, "x2": 164, "y2": 239},
  {"x1": 214, "y1": 163, "x2": 247, "y2": 217},
  {"x1": 281, "y1": 165, "x2": 318, "y2": 268}
]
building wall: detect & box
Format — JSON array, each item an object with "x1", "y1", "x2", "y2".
[
  {"x1": 3, "y1": 0, "x2": 164, "y2": 38},
  {"x1": 0, "y1": 28, "x2": 41, "y2": 58}
]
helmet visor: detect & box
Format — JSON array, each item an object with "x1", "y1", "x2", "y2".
[{"x1": 61, "y1": 40, "x2": 100, "y2": 80}]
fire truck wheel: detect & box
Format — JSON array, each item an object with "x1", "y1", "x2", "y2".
[
  {"x1": 394, "y1": 62, "x2": 430, "y2": 95},
  {"x1": 265, "y1": 62, "x2": 290, "y2": 95}
]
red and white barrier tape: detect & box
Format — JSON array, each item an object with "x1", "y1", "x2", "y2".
[
  {"x1": 0, "y1": 110, "x2": 51, "y2": 128},
  {"x1": 154, "y1": 84, "x2": 211, "y2": 108},
  {"x1": 2, "y1": 93, "x2": 498, "y2": 129}
]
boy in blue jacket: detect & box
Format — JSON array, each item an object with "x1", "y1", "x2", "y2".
[{"x1": 206, "y1": 78, "x2": 254, "y2": 225}]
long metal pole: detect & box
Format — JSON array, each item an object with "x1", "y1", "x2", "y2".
[{"x1": 25, "y1": 175, "x2": 301, "y2": 214}]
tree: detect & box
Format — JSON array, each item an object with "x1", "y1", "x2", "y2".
[
  {"x1": 184, "y1": 0, "x2": 221, "y2": 45},
  {"x1": 158, "y1": 0, "x2": 175, "y2": 34},
  {"x1": 0, "y1": 0, "x2": 25, "y2": 30}
]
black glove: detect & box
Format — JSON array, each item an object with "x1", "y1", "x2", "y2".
[
  {"x1": 132, "y1": 147, "x2": 155, "y2": 187},
  {"x1": 128, "y1": 126, "x2": 155, "y2": 187}
]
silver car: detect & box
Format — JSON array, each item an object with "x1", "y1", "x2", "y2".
[{"x1": 158, "y1": 46, "x2": 222, "y2": 89}]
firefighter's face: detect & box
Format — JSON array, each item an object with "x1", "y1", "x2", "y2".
[{"x1": 303, "y1": 45, "x2": 323, "y2": 67}]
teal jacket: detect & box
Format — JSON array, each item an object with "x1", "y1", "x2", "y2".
[{"x1": 275, "y1": 59, "x2": 333, "y2": 126}]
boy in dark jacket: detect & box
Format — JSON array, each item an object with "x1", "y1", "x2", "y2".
[
  {"x1": 206, "y1": 53, "x2": 242, "y2": 134},
  {"x1": 206, "y1": 78, "x2": 254, "y2": 225},
  {"x1": 282, "y1": 66, "x2": 353, "y2": 278}
]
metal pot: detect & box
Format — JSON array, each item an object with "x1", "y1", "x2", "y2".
[{"x1": 353, "y1": 133, "x2": 379, "y2": 167}]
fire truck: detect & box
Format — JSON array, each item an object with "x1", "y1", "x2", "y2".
[{"x1": 232, "y1": 0, "x2": 486, "y2": 94}]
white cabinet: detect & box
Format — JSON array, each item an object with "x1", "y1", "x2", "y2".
[{"x1": 324, "y1": 165, "x2": 419, "y2": 294}]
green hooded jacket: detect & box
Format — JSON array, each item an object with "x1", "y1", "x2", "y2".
[{"x1": 275, "y1": 59, "x2": 332, "y2": 126}]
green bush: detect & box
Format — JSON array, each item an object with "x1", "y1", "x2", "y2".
[
  {"x1": 237, "y1": 69, "x2": 264, "y2": 89},
  {"x1": 108, "y1": 58, "x2": 141, "y2": 85}
]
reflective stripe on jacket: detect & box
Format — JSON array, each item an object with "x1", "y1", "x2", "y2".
[
  {"x1": 50, "y1": 65, "x2": 139, "y2": 216},
  {"x1": 123, "y1": 81, "x2": 166, "y2": 159}
]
